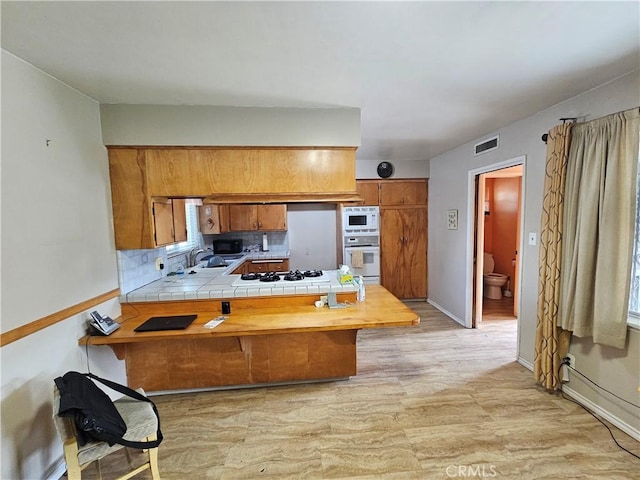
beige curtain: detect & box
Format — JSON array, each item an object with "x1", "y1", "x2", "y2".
[
  {"x1": 534, "y1": 123, "x2": 573, "y2": 390},
  {"x1": 559, "y1": 108, "x2": 640, "y2": 349}
]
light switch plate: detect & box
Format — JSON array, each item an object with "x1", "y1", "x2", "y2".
[{"x1": 528, "y1": 233, "x2": 537, "y2": 246}]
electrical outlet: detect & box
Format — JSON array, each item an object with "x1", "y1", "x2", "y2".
[
  {"x1": 565, "y1": 353, "x2": 575, "y2": 369},
  {"x1": 561, "y1": 353, "x2": 575, "y2": 382},
  {"x1": 155, "y1": 257, "x2": 163, "y2": 271}
]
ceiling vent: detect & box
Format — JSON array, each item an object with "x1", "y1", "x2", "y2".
[{"x1": 474, "y1": 135, "x2": 499, "y2": 156}]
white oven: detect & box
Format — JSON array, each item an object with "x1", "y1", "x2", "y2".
[
  {"x1": 342, "y1": 206, "x2": 379, "y2": 234},
  {"x1": 343, "y1": 245, "x2": 380, "y2": 284}
]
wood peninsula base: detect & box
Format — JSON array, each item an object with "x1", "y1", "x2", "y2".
[{"x1": 81, "y1": 286, "x2": 419, "y2": 392}]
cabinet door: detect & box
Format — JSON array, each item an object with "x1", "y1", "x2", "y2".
[
  {"x1": 246, "y1": 259, "x2": 289, "y2": 273},
  {"x1": 218, "y1": 205, "x2": 230, "y2": 232},
  {"x1": 172, "y1": 199, "x2": 188, "y2": 243},
  {"x1": 380, "y1": 209, "x2": 407, "y2": 298},
  {"x1": 380, "y1": 208, "x2": 427, "y2": 299},
  {"x1": 269, "y1": 259, "x2": 289, "y2": 272},
  {"x1": 153, "y1": 200, "x2": 175, "y2": 246},
  {"x1": 401, "y1": 208, "x2": 428, "y2": 298},
  {"x1": 229, "y1": 205, "x2": 258, "y2": 231},
  {"x1": 228, "y1": 204, "x2": 286, "y2": 231},
  {"x1": 153, "y1": 199, "x2": 187, "y2": 246},
  {"x1": 356, "y1": 181, "x2": 380, "y2": 206},
  {"x1": 380, "y1": 181, "x2": 428, "y2": 206},
  {"x1": 199, "y1": 204, "x2": 230, "y2": 234},
  {"x1": 257, "y1": 205, "x2": 287, "y2": 231},
  {"x1": 232, "y1": 262, "x2": 249, "y2": 274}
]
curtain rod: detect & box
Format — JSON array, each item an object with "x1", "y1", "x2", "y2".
[{"x1": 541, "y1": 118, "x2": 578, "y2": 144}]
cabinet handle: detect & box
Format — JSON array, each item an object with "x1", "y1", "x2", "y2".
[
  {"x1": 253, "y1": 222, "x2": 258, "y2": 229},
  {"x1": 258, "y1": 222, "x2": 262, "y2": 228}
]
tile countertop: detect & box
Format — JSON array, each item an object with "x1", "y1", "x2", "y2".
[{"x1": 121, "y1": 252, "x2": 358, "y2": 303}]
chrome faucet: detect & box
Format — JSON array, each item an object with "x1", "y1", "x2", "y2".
[{"x1": 188, "y1": 248, "x2": 206, "y2": 268}]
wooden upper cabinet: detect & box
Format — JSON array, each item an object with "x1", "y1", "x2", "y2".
[
  {"x1": 107, "y1": 147, "x2": 353, "y2": 249},
  {"x1": 229, "y1": 205, "x2": 258, "y2": 231},
  {"x1": 152, "y1": 198, "x2": 187, "y2": 247},
  {"x1": 143, "y1": 147, "x2": 356, "y2": 196},
  {"x1": 379, "y1": 180, "x2": 428, "y2": 206},
  {"x1": 199, "y1": 204, "x2": 230, "y2": 235},
  {"x1": 172, "y1": 199, "x2": 188, "y2": 243},
  {"x1": 355, "y1": 181, "x2": 380, "y2": 206},
  {"x1": 257, "y1": 205, "x2": 287, "y2": 230},
  {"x1": 229, "y1": 204, "x2": 287, "y2": 231}
]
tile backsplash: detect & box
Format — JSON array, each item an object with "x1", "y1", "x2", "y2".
[
  {"x1": 116, "y1": 248, "x2": 167, "y2": 294},
  {"x1": 203, "y1": 231, "x2": 289, "y2": 254},
  {"x1": 117, "y1": 231, "x2": 289, "y2": 294}
]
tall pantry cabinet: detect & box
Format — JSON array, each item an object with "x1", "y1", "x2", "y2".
[{"x1": 356, "y1": 179, "x2": 428, "y2": 299}]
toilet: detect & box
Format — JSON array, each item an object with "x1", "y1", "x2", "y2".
[{"x1": 483, "y1": 253, "x2": 508, "y2": 299}]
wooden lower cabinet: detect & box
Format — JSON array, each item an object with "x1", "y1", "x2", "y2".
[
  {"x1": 120, "y1": 331, "x2": 358, "y2": 391},
  {"x1": 231, "y1": 262, "x2": 249, "y2": 274},
  {"x1": 232, "y1": 259, "x2": 290, "y2": 274},
  {"x1": 248, "y1": 259, "x2": 289, "y2": 273},
  {"x1": 380, "y1": 207, "x2": 427, "y2": 299}
]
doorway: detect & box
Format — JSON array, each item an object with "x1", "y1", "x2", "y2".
[{"x1": 465, "y1": 156, "x2": 526, "y2": 332}]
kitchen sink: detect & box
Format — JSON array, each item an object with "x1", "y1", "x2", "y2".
[{"x1": 220, "y1": 254, "x2": 244, "y2": 260}]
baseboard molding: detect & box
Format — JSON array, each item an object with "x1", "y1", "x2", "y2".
[
  {"x1": 516, "y1": 356, "x2": 638, "y2": 441},
  {"x1": 45, "y1": 458, "x2": 66, "y2": 480},
  {"x1": 562, "y1": 385, "x2": 640, "y2": 442},
  {"x1": 426, "y1": 298, "x2": 465, "y2": 326},
  {"x1": 517, "y1": 356, "x2": 534, "y2": 371}
]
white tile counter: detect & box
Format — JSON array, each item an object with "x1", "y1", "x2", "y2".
[{"x1": 121, "y1": 252, "x2": 357, "y2": 303}]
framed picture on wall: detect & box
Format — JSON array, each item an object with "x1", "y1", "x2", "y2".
[{"x1": 447, "y1": 209, "x2": 458, "y2": 230}]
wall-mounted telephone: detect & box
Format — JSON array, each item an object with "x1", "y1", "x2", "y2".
[{"x1": 90, "y1": 310, "x2": 120, "y2": 335}]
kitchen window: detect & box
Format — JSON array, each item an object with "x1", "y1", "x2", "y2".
[{"x1": 165, "y1": 202, "x2": 200, "y2": 256}]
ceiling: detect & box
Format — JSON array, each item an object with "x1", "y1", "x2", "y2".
[{"x1": 2, "y1": 1, "x2": 639, "y2": 162}]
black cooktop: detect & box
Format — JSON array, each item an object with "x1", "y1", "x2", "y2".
[{"x1": 240, "y1": 270, "x2": 323, "y2": 282}]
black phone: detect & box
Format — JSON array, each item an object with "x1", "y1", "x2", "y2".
[{"x1": 90, "y1": 310, "x2": 120, "y2": 335}]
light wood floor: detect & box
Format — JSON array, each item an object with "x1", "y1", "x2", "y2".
[
  {"x1": 69, "y1": 302, "x2": 639, "y2": 479},
  {"x1": 482, "y1": 294, "x2": 517, "y2": 321}
]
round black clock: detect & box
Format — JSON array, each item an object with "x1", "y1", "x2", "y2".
[{"x1": 377, "y1": 161, "x2": 394, "y2": 178}]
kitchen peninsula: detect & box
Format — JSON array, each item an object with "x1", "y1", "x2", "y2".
[{"x1": 82, "y1": 263, "x2": 419, "y2": 392}]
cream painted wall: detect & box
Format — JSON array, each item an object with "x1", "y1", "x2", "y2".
[
  {"x1": 356, "y1": 159, "x2": 429, "y2": 178},
  {"x1": 428, "y1": 70, "x2": 640, "y2": 437},
  {"x1": 1, "y1": 51, "x2": 126, "y2": 479},
  {"x1": 100, "y1": 104, "x2": 361, "y2": 147}
]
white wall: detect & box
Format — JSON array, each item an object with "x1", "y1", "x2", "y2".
[
  {"x1": 356, "y1": 159, "x2": 429, "y2": 179},
  {"x1": 428, "y1": 70, "x2": 640, "y2": 436},
  {"x1": 100, "y1": 104, "x2": 361, "y2": 147},
  {"x1": 1, "y1": 51, "x2": 126, "y2": 479},
  {"x1": 287, "y1": 204, "x2": 338, "y2": 271}
]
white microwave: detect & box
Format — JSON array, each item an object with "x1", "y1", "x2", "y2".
[{"x1": 342, "y1": 206, "x2": 379, "y2": 233}]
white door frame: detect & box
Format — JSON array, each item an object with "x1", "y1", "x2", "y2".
[{"x1": 464, "y1": 155, "x2": 527, "y2": 335}]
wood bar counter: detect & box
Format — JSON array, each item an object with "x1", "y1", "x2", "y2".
[{"x1": 81, "y1": 285, "x2": 419, "y2": 392}]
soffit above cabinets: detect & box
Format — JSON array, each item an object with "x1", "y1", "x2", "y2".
[{"x1": 203, "y1": 193, "x2": 363, "y2": 204}]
